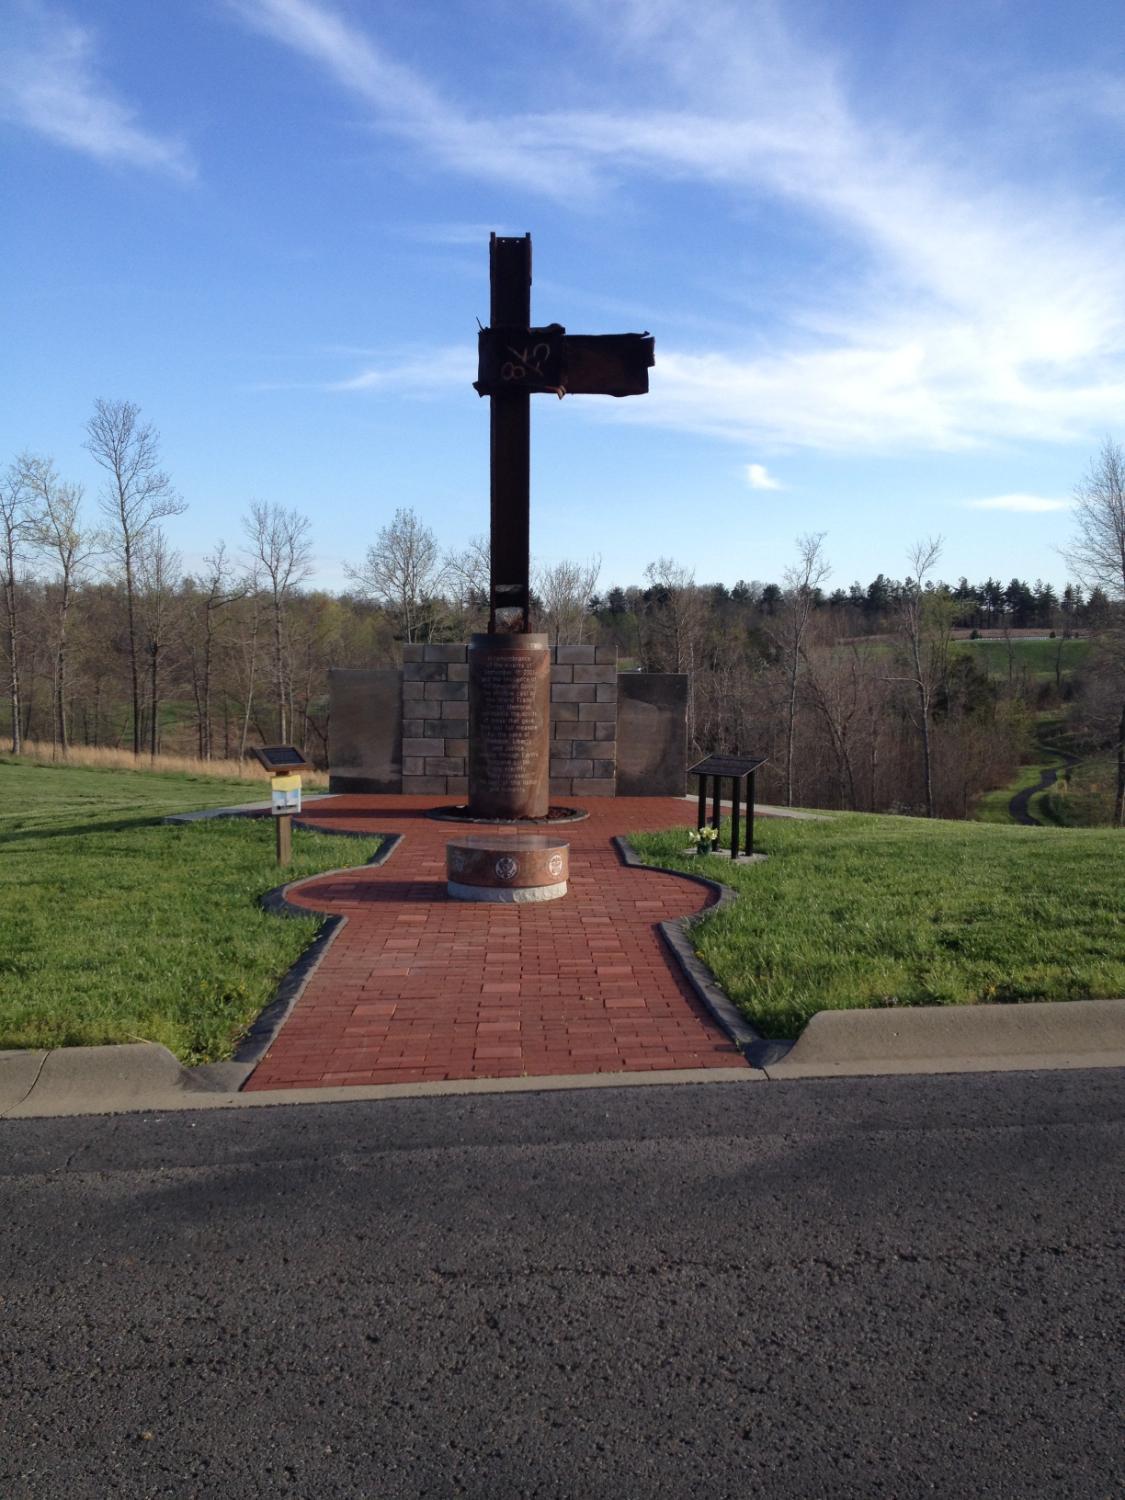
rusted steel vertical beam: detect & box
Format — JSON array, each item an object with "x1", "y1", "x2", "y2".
[{"x1": 489, "y1": 233, "x2": 532, "y2": 632}]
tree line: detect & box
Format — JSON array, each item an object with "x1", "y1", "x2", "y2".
[{"x1": 3, "y1": 404, "x2": 1122, "y2": 823}]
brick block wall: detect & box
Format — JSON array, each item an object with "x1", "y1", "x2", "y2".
[
  {"x1": 548, "y1": 644, "x2": 617, "y2": 799},
  {"x1": 401, "y1": 642, "x2": 617, "y2": 800},
  {"x1": 401, "y1": 643, "x2": 470, "y2": 797}
]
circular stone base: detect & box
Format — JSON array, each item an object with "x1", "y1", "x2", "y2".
[
  {"x1": 448, "y1": 879, "x2": 568, "y2": 904},
  {"x1": 429, "y1": 805, "x2": 588, "y2": 826},
  {"x1": 446, "y1": 833, "x2": 570, "y2": 903}
]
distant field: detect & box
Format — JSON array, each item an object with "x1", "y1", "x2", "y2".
[
  {"x1": 631, "y1": 812, "x2": 1124, "y2": 1039},
  {"x1": 0, "y1": 759, "x2": 375, "y2": 1062},
  {"x1": 13, "y1": 740, "x2": 329, "y2": 788},
  {"x1": 954, "y1": 637, "x2": 1090, "y2": 681}
]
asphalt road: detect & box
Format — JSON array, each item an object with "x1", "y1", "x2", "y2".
[{"x1": 2, "y1": 1071, "x2": 1122, "y2": 1499}]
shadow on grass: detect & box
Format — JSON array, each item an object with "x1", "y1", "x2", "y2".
[{"x1": 0, "y1": 814, "x2": 170, "y2": 844}]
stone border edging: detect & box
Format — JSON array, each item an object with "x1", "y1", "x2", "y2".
[
  {"x1": 234, "y1": 830, "x2": 403, "y2": 1067},
  {"x1": 612, "y1": 836, "x2": 791, "y2": 1069}
]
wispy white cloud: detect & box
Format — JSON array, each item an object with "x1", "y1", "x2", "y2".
[
  {"x1": 746, "y1": 463, "x2": 782, "y2": 490},
  {"x1": 326, "y1": 347, "x2": 469, "y2": 393},
  {"x1": 0, "y1": 1, "x2": 194, "y2": 178},
  {"x1": 227, "y1": 0, "x2": 601, "y2": 199},
  {"x1": 397, "y1": 222, "x2": 500, "y2": 249},
  {"x1": 247, "y1": 345, "x2": 471, "y2": 394},
  {"x1": 963, "y1": 495, "x2": 1072, "y2": 513},
  {"x1": 232, "y1": 0, "x2": 1125, "y2": 453},
  {"x1": 620, "y1": 339, "x2": 1125, "y2": 454}
]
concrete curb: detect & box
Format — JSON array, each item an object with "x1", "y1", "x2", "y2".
[
  {"x1": 767, "y1": 997, "x2": 1125, "y2": 1079},
  {"x1": 0, "y1": 1047, "x2": 760, "y2": 1118},
  {"x1": 4, "y1": 1004, "x2": 1122, "y2": 1119}
]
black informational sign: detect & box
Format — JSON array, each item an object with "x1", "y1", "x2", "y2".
[
  {"x1": 689, "y1": 754, "x2": 767, "y2": 781},
  {"x1": 251, "y1": 745, "x2": 311, "y2": 774}
]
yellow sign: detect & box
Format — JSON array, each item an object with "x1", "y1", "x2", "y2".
[{"x1": 270, "y1": 773, "x2": 302, "y2": 816}]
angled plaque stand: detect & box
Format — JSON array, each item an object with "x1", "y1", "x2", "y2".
[{"x1": 689, "y1": 754, "x2": 768, "y2": 857}]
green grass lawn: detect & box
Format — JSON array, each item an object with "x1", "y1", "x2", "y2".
[
  {"x1": 0, "y1": 759, "x2": 376, "y2": 1063},
  {"x1": 631, "y1": 812, "x2": 1124, "y2": 1039}
]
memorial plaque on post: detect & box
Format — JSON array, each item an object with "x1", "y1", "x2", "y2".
[{"x1": 250, "y1": 746, "x2": 310, "y2": 867}]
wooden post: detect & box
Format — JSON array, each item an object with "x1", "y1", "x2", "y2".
[
  {"x1": 746, "y1": 771, "x2": 756, "y2": 856},
  {"x1": 697, "y1": 774, "x2": 707, "y2": 828},
  {"x1": 276, "y1": 812, "x2": 292, "y2": 867},
  {"x1": 712, "y1": 775, "x2": 721, "y2": 832},
  {"x1": 731, "y1": 777, "x2": 740, "y2": 858}
]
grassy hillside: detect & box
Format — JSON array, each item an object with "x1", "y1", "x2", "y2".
[
  {"x1": 0, "y1": 759, "x2": 375, "y2": 1063},
  {"x1": 632, "y1": 811, "x2": 1124, "y2": 1039},
  {"x1": 1039, "y1": 757, "x2": 1120, "y2": 827}
]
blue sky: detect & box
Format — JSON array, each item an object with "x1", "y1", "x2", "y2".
[{"x1": 3, "y1": 0, "x2": 1124, "y2": 595}]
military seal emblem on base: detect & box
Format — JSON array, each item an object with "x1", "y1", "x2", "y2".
[{"x1": 446, "y1": 834, "x2": 569, "y2": 904}]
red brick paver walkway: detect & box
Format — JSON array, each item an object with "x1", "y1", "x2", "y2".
[{"x1": 243, "y1": 795, "x2": 747, "y2": 1090}]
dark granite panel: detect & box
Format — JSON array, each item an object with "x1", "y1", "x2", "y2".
[
  {"x1": 328, "y1": 667, "x2": 402, "y2": 793},
  {"x1": 616, "y1": 673, "x2": 688, "y2": 796}
]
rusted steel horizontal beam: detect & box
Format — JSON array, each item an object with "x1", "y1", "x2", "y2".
[{"x1": 475, "y1": 328, "x2": 654, "y2": 398}]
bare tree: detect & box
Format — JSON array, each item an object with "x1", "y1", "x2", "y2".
[
  {"x1": 136, "y1": 530, "x2": 181, "y2": 758},
  {"x1": 84, "y1": 400, "x2": 185, "y2": 755},
  {"x1": 0, "y1": 463, "x2": 32, "y2": 752},
  {"x1": 535, "y1": 555, "x2": 601, "y2": 645},
  {"x1": 17, "y1": 454, "x2": 95, "y2": 754},
  {"x1": 348, "y1": 507, "x2": 442, "y2": 645},
  {"x1": 642, "y1": 558, "x2": 707, "y2": 746},
  {"x1": 442, "y1": 534, "x2": 490, "y2": 637},
  {"x1": 767, "y1": 533, "x2": 830, "y2": 806},
  {"x1": 805, "y1": 636, "x2": 875, "y2": 810},
  {"x1": 895, "y1": 537, "x2": 951, "y2": 818},
  {"x1": 1065, "y1": 438, "x2": 1125, "y2": 823},
  {"x1": 242, "y1": 501, "x2": 313, "y2": 740},
  {"x1": 234, "y1": 577, "x2": 264, "y2": 762},
  {"x1": 186, "y1": 543, "x2": 245, "y2": 759}
]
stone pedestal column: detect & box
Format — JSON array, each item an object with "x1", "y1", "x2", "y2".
[{"x1": 468, "y1": 633, "x2": 551, "y2": 819}]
